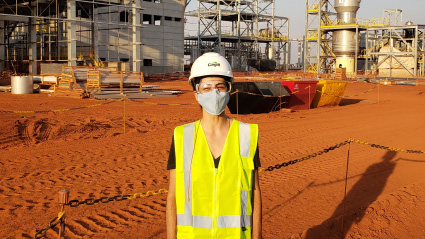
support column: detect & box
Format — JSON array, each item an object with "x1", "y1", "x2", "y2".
[
  {"x1": 0, "y1": 21, "x2": 4, "y2": 71},
  {"x1": 91, "y1": 7, "x2": 99, "y2": 65},
  {"x1": 132, "y1": 1, "x2": 142, "y2": 72},
  {"x1": 29, "y1": 6, "x2": 37, "y2": 74},
  {"x1": 67, "y1": 0, "x2": 77, "y2": 66}
]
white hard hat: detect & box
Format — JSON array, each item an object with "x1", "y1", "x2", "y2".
[{"x1": 188, "y1": 52, "x2": 233, "y2": 86}]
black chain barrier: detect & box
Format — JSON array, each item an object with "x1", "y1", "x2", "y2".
[
  {"x1": 67, "y1": 194, "x2": 132, "y2": 207},
  {"x1": 350, "y1": 139, "x2": 425, "y2": 154},
  {"x1": 0, "y1": 100, "x2": 120, "y2": 114},
  {"x1": 33, "y1": 212, "x2": 64, "y2": 239},
  {"x1": 265, "y1": 140, "x2": 351, "y2": 172},
  {"x1": 369, "y1": 144, "x2": 423, "y2": 153},
  {"x1": 32, "y1": 138, "x2": 423, "y2": 238},
  {"x1": 66, "y1": 189, "x2": 168, "y2": 208}
]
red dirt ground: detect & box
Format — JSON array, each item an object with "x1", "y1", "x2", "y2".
[{"x1": 1, "y1": 80, "x2": 425, "y2": 238}]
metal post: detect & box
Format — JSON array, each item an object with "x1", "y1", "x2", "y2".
[
  {"x1": 40, "y1": 19, "x2": 44, "y2": 61},
  {"x1": 92, "y1": 4, "x2": 99, "y2": 66},
  {"x1": 341, "y1": 139, "x2": 351, "y2": 237},
  {"x1": 389, "y1": 29, "x2": 393, "y2": 77},
  {"x1": 132, "y1": 0, "x2": 142, "y2": 72},
  {"x1": 67, "y1": 0, "x2": 77, "y2": 66},
  {"x1": 218, "y1": 9, "x2": 221, "y2": 54},
  {"x1": 271, "y1": 0, "x2": 275, "y2": 61},
  {"x1": 365, "y1": 28, "x2": 369, "y2": 73},
  {"x1": 355, "y1": 26, "x2": 358, "y2": 76},
  {"x1": 29, "y1": 2, "x2": 37, "y2": 74},
  {"x1": 420, "y1": 26, "x2": 424, "y2": 77},
  {"x1": 123, "y1": 95, "x2": 126, "y2": 134},
  {"x1": 414, "y1": 25, "x2": 418, "y2": 76},
  {"x1": 0, "y1": 20, "x2": 4, "y2": 71},
  {"x1": 237, "y1": 1, "x2": 241, "y2": 70},
  {"x1": 255, "y1": 0, "x2": 259, "y2": 59},
  {"x1": 304, "y1": 0, "x2": 308, "y2": 72},
  {"x1": 316, "y1": 0, "x2": 322, "y2": 74},
  {"x1": 197, "y1": 0, "x2": 201, "y2": 57},
  {"x1": 58, "y1": 189, "x2": 69, "y2": 239},
  {"x1": 285, "y1": 19, "x2": 290, "y2": 70}
]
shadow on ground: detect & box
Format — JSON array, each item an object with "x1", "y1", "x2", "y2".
[{"x1": 304, "y1": 151, "x2": 397, "y2": 239}]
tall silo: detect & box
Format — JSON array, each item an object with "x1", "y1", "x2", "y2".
[{"x1": 333, "y1": 0, "x2": 361, "y2": 73}]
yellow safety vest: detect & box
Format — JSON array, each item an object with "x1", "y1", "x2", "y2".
[{"x1": 174, "y1": 119, "x2": 258, "y2": 239}]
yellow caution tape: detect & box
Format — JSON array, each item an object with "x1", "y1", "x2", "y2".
[
  {"x1": 349, "y1": 138, "x2": 424, "y2": 153},
  {"x1": 127, "y1": 188, "x2": 168, "y2": 199},
  {"x1": 0, "y1": 99, "x2": 121, "y2": 114}
]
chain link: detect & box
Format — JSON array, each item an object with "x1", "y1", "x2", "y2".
[
  {"x1": 66, "y1": 189, "x2": 168, "y2": 208},
  {"x1": 263, "y1": 138, "x2": 424, "y2": 172},
  {"x1": 33, "y1": 211, "x2": 65, "y2": 239},
  {"x1": 264, "y1": 140, "x2": 351, "y2": 172},
  {"x1": 349, "y1": 138, "x2": 425, "y2": 154},
  {"x1": 32, "y1": 138, "x2": 423, "y2": 238}
]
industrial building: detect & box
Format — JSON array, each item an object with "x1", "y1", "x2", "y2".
[
  {"x1": 184, "y1": 0, "x2": 289, "y2": 71},
  {"x1": 0, "y1": 0, "x2": 185, "y2": 75},
  {"x1": 304, "y1": 0, "x2": 424, "y2": 77}
]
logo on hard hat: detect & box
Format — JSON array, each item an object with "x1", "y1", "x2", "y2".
[{"x1": 208, "y1": 62, "x2": 221, "y2": 67}]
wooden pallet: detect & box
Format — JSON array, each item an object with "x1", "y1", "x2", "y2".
[
  {"x1": 86, "y1": 70, "x2": 144, "y2": 93},
  {"x1": 60, "y1": 66, "x2": 117, "y2": 90},
  {"x1": 335, "y1": 68, "x2": 347, "y2": 80}
]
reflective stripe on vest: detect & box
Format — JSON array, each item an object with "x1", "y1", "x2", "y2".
[
  {"x1": 239, "y1": 122, "x2": 251, "y2": 158},
  {"x1": 175, "y1": 120, "x2": 258, "y2": 237},
  {"x1": 179, "y1": 122, "x2": 196, "y2": 226}
]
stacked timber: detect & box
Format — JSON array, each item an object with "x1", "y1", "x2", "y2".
[
  {"x1": 60, "y1": 66, "x2": 117, "y2": 89},
  {"x1": 86, "y1": 71, "x2": 144, "y2": 93},
  {"x1": 335, "y1": 68, "x2": 347, "y2": 80}
]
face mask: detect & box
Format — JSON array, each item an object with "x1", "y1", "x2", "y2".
[{"x1": 197, "y1": 89, "x2": 230, "y2": 115}]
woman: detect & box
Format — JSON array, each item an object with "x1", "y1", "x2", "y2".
[{"x1": 166, "y1": 52, "x2": 262, "y2": 239}]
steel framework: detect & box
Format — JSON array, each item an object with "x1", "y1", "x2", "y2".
[
  {"x1": 184, "y1": 0, "x2": 289, "y2": 70},
  {"x1": 304, "y1": 0, "x2": 335, "y2": 73},
  {"x1": 304, "y1": 1, "x2": 424, "y2": 77},
  {"x1": 0, "y1": 0, "x2": 142, "y2": 73},
  {"x1": 365, "y1": 24, "x2": 425, "y2": 77},
  {"x1": 304, "y1": 0, "x2": 368, "y2": 74}
]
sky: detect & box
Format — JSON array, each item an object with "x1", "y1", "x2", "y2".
[{"x1": 185, "y1": 0, "x2": 425, "y2": 63}]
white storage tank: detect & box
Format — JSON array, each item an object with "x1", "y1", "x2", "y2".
[{"x1": 11, "y1": 76, "x2": 33, "y2": 94}]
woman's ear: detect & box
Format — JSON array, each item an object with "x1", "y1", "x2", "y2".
[{"x1": 194, "y1": 91, "x2": 198, "y2": 101}]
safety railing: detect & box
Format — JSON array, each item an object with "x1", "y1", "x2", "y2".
[
  {"x1": 307, "y1": 31, "x2": 318, "y2": 40},
  {"x1": 368, "y1": 18, "x2": 390, "y2": 27},
  {"x1": 321, "y1": 18, "x2": 369, "y2": 28}
]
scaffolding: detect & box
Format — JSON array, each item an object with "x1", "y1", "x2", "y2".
[
  {"x1": 304, "y1": 0, "x2": 367, "y2": 74},
  {"x1": 184, "y1": 0, "x2": 289, "y2": 71},
  {"x1": 304, "y1": 1, "x2": 424, "y2": 77},
  {"x1": 0, "y1": 0, "x2": 143, "y2": 73},
  {"x1": 304, "y1": 0, "x2": 335, "y2": 73},
  {"x1": 365, "y1": 21, "x2": 425, "y2": 77}
]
